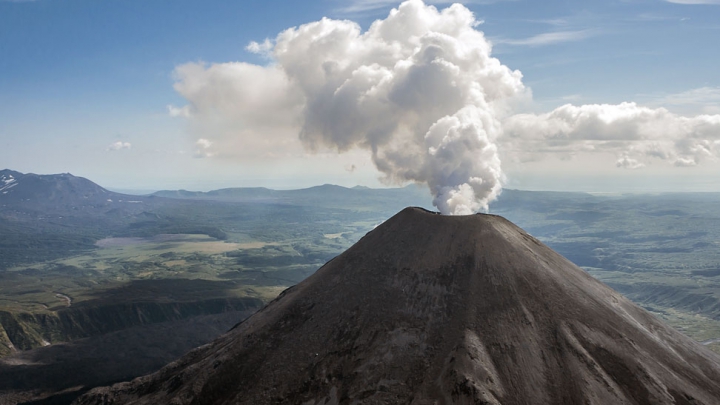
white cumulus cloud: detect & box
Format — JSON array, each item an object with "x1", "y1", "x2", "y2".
[
  {"x1": 503, "y1": 102, "x2": 720, "y2": 168},
  {"x1": 194, "y1": 138, "x2": 216, "y2": 158},
  {"x1": 169, "y1": 0, "x2": 720, "y2": 212},
  {"x1": 107, "y1": 141, "x2": 132, "y2": 151},
  {"x1": 171, "y1": 0, "x2": 525, "y2": 214},
  {"x1": 246, "y1": 39, "x2": 274, "y2": 58},
  {"x1": 616, "y1": 154, "x2": 645, "y2": 170}
]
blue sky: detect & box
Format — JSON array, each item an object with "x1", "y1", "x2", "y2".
[{"x1": 1, "y1": 0, "x2": 719, "y2": 194}]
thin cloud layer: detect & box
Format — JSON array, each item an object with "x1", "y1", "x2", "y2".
[
  {"x1": 495, "y1": 30, "x2": 595, "y2": 46},
  {"x1": 647, "y1": 87, "x2": 720, "y2": 114},
  {"x1": 665, "y1": 0, "x2": 720, "y2": 4},
  {"x1": 336, "y1": 0, "x2": 499, "y2": 14}
]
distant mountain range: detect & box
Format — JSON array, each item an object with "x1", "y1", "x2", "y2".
[
  {"x1": 0, "y1": 168, "x2": 598, "y2": 213},
  {"x1": 0, "y1": 170, "x2": 433, "y2": 210},
  {"x1": 152, "y1": 183, "x2": 434, "y2": 210}
]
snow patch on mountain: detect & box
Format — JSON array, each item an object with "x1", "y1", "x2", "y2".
[{"x1": 0, "y1": 175, "x2": 18, "y2": 193}]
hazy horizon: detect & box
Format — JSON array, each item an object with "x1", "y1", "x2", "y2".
[{"x1": 7, "y1": 167, "x2": 720, "y2": 196}]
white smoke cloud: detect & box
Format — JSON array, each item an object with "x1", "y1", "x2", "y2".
[
  {"x1": 170, "y1": 0, "x2": 720, "y2": 212},
  {"x1": 172, "y1": 0, "x2": 525, "y2": 214},
  {"x1": 172, "y1": 60, "x2": 305, "y2": 159},
  {"x1": 503, "y1": 102, "x2": 720, "y2": 168},
  {"x1": 107, "y1": 141, "x2": 132, "y2": 151}
]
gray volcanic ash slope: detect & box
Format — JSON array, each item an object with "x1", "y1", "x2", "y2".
[{"x1": 75, "y1": 207, "x2": 720, "y2": 405}]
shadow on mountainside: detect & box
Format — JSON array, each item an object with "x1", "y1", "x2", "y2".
[{"x1": 0, "y1": 306, "x2": 260, "y2": 404}]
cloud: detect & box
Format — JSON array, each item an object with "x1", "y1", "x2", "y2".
[
  {"x1": 246, "y1": 39, "x2": 274, "y2": 58},
  {"x1": 338, "y1": 0, "x2": 472, "y2": 14},
  {"x1": 194, "y1": 138, "x2": 215, "y2": 158},
  {"x1": 167, "y1": 104, "x2": 192, "y2": 118},
  {"x1": 494, "y1": 30, "x2": 595, "y2": 46},
  {"x1": 647, "y1": 87, "x2": 720, "y2": 114},
  {"x1": 336, "y1": 0, "x2": 499, "y2": 14},
  {"x1": 616, "y1": 154, "x2": 645, "y2": 170},
  {"x1": 523, "y1": 18, "x2": 570, "y2": 26},
  {"x1": 196, "y1": 138, "x2": 212, "y2": 149},
  {"x1": 634, "y1": 13, "x2": 689, "y2": 22},
  {"x1": 171, "y1": 0, "x2": 526, "y2": 214},
  {"x1": 169, "y1": 0, "x2": 720, "y2": 211},
  {"x1": 337, "y1": 0, "x2": 409, "y2": 13},
  {"x1": 503, "y1": 102, "x2": 720, "y2": 168},
  {"x1": 666, "y1": 0, "x2": 720, "y2": 4},
  {"x1": 107, "y1": 141, "x2": 132, "y2": 151},
  {"x1": 171, "y1": 60, "x2": 305, "y2": 159}
]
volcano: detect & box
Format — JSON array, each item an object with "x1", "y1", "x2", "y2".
[{"x1": 74, "y1": 207, "x2": 720, "y2": 405}]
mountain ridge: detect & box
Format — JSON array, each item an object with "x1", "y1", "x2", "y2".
[{"x1": 0, "y1": 169, "x2": 144, "y2": 209}]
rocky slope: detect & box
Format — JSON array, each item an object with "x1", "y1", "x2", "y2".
[{"x1": 75, "y1": 207, "x2": 720, "y2": 405}]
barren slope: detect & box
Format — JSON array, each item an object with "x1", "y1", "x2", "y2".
[{"x1": 75, "y1": 207, "x2": 720, "y2": 405}]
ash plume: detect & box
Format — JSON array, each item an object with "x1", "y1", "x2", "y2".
[
  {"x1": 172, "y1": 0, "x2": 525, "y2": 214},
  {"x1": 170, "y1": 0, "x2": 720, "y2": 212}
]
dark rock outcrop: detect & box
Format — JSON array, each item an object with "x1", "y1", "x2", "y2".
[
  {"x1": 74, "y1": 207, "x2": 720, "y2": 404},
  {"x1": 0, "y1": 298, "x2": 263, "y2": 353}
]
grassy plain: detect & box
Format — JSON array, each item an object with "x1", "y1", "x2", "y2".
[{"x1": 1, "y1": 235, "x2": 274, "y2": 313}]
